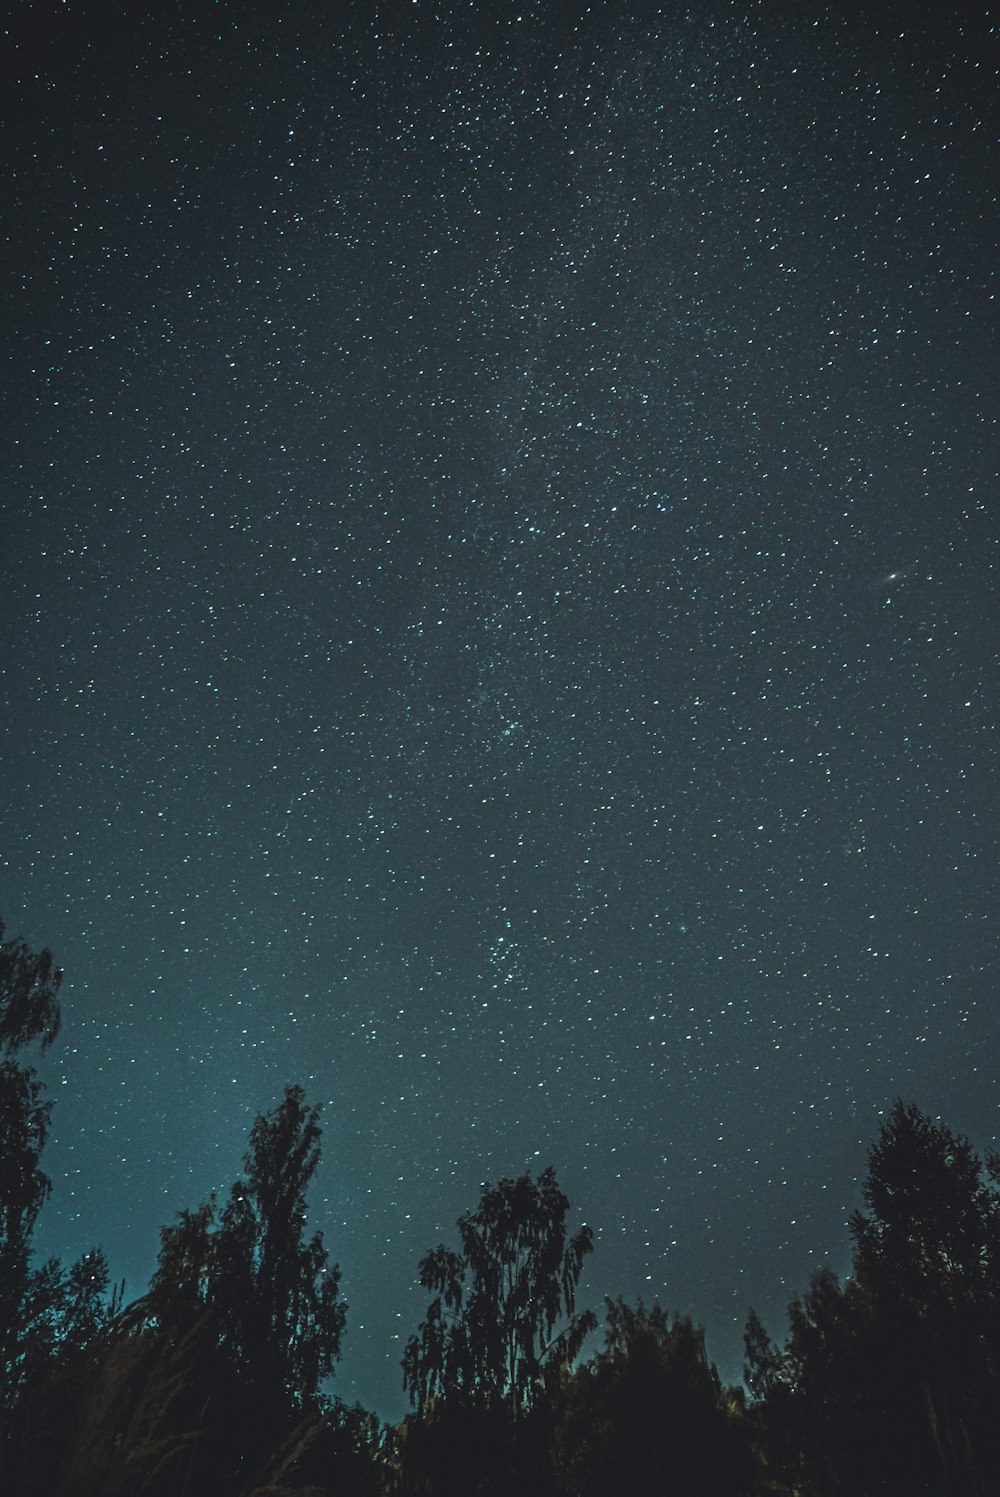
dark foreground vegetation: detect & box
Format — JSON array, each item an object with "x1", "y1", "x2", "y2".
[{"x1": 2, "y1": 921, "x2": 998, "y2": 1497}]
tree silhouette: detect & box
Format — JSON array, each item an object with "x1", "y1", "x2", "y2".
[
  {"x1": 403, "y1": 1166, "x2": 595, "y2": 1420},
  {"x1": 745, "y1": 1101, "x2": 1000, "y2": 1497},
  {"x1": 553, "y1": 1299, "x2": 752, "y2": 1497},
  {"x1": 215, "y1": 1083, "x2": 346, "y2": 1406},
  {"x1": 0, "y1": 1066, "x2": 52, "y2": 1363},
  {"x1": 0, "y1": 922, "x2": 63, "y2": 1278},
  {"x1": 148, "y1": 1199, "x2": 216, "y2": 1308},
  {"x1": 0, "y1": 921, "x2": 62, "y2": 1421},
  {"x1": 10, "y1": 1086, "x2": 350, "y2": 1497},
  {"x1": 849, "y1": 1100, "x2": 1000, "y2": 1494},
  {"x1": 851, "y1": 1099, "x2": 999, "y2": 1315},
  {"x1": 149, "y1": 1085, "x2": 346, "y2": 1413},
  {"x1": 0, "y1": 920, "x2": 62, "y2": 1055},
  {"x1": 743, "y1": 1306, "x2": 785, "y2": 1404},
  {"x1": 16, "y1": 1249, "x2": 119, "y2": 1390}
]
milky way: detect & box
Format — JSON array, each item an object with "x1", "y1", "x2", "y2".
[{"x1": 3, "y1": 2, "x2": 997, "y2": 1417}]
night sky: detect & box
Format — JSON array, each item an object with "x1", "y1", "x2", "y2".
[{"x1": 3, "y1": 1, "x2": 998, "y2": 1421}]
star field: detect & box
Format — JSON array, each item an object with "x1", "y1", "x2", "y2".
[{"x1": 2, "y1": 2, "x2": 997, "y2": 1419}]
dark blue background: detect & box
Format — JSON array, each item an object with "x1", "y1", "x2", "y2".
[{"x1": 3, "y1": 0, "x2": 996, "y2": 1419}]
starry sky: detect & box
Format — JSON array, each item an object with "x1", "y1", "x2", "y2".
[{"x1": 3, "y1": 0, "x2": 998, "y2": 1420}]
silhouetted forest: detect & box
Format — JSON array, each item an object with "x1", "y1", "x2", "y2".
[{"x1": 2, "y1": 920, "x2": 998, "y2": 1496}]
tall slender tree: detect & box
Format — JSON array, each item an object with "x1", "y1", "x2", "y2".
[
  {"x1": 215, "y1": 1084, "x2": 346, "y2": 1406},
  {"x1": 0, "y1": 920, "x2": 63, "y2": 1417},
  {"x1": 744, "y1": 1101, "x2": 1000, "y2": 1496},
  {"x1": 150, "y1": 1085, "x2": 346, "y2": 1411},
  {"x1": 850, "y1": 1100, "x2": 1000, "y2": 1493}
]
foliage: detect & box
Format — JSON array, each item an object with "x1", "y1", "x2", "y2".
[
  {"x1": 0, "y1": 924, "x2": 63, "y2": 1422},
  {"x1": 403, "y1": 1167, "x2": 595, "y2": 1421},
  {"x1": 851, "y1": 1099, "x2": 999, "y2": 1315},
  {"x1": 0, "y1": 917, "x2": 123, "y2": 1497},
  {"x1": 12, "y1": 1296, "x2": 247, "y2": 1497},
  {"x1": 17, "y1": 1249, "x2": 121, "y2": 1387},
  {"x1": 395, "y1": 1399, "x2": 533, "y2": 1497},
  {"x1": 7, "y1": 912, "x2": 1000, "y2": 1497},
  {"x1": 745, "y1": 1100, "x2": 1000, "y2": 1496},
  {"x1": 217, "y1": 1084, "x2": 347, "y2": 1403},
  {"x1": 0, "y1": 919, "x2": 62, "y2": 1055},
  {"x1": 246, "y1": 1398, "x2": 391, "y2": 1497},
  {"x1": 552, "y1": 1298, "x2": 753, "y2": 1497},
  {"x1": 0, "y1": 1063, "x2": 52, "y2": 1290},
  {"x1": 148, "y1": 1199, "x2": 216, "y2": 1306},
  {"x1": 10, "y1": 1086, "x2": 350, "y2": 1497},
  {"x1": 149, "y1": 1085, "x2": 346, "y2": 1412}
]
